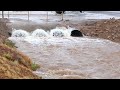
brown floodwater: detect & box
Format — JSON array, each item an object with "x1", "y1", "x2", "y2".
[{"x1": 9, "y1": 36, "x2": 120, "y2": 79}]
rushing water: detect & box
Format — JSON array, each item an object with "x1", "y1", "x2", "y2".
[
  {"x1": 8, "y1": 28, "x2": 120, "y2": 79},
  {"x1": 12, "y1": 29, "x2": 30, "y2": 37},
  {"x1": 31, "y1": 29, "x2": 49, "y2": 37},
  {"x1": 11, "y1": 27, "x2": 73, "y2": 38}
]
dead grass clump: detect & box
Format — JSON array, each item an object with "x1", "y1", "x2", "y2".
[
  {"x1": 0, "y1": 56, "x2": 41, "y2": 79},
  {"x1": 0, "y1": 44, "x2": 41, "y2": 79},
  {"x1": 0, "y1": 44, "x2": 40, "y2": 70},
  {"x1": 0, "y1": 44, "x2": 31, "y2": 68},
  {"x1": 3, "y1": 39, "x2": 16, "y2": 48}
]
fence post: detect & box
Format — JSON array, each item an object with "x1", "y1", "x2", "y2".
[
  {"x1": 28, "y1": 11, "x2": 29, "y2": 21},
  {"x1": 47, "y1": 11, "x2": 48, "y2": 22},
  {"x1": 8, "y1": 11, "x2": 9, "y2": 19},
  {"x1": 2, "y1": 11, "x2": 4, "y2": 19},
  {"x1": 61, "y1": 11, "x2": 64, "y2": 21}
]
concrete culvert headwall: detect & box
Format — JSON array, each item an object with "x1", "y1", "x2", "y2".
[{"x1": 71, "y1": 30, "x2": 83, "y2": 37}]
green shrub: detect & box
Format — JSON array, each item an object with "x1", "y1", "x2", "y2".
[{"x1": 31, "y1": 62, "x2": 40, "y2": 71}]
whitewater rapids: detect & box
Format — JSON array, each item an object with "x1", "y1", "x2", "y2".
[{"x1": 11, "y1": 27, "x2": 73, "y2": 38}]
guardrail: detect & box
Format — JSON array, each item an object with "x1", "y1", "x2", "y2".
[{"x1": 0, "y1": 11, "x2": 64, "y2": 21}]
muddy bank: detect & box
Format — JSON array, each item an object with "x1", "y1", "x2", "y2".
[
  {"x1": 0, "y1": 18, "x2": 12, "y2": 37},
  {"x1": 79, "y1": 19, "x2": 120, "y2": 43},
  {"x1": 53, "y1": 18, "x2": 120, "y2": 43},
  {"x1": 0, "y1": 18, "x2": 12, "y2": 44}
]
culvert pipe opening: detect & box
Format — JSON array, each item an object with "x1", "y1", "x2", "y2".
[{"x1": 71, "y1": 30, "x2": 83, "y2": 37}]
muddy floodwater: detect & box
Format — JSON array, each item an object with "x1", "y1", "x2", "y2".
[
  {"x1": 6, "y1": 11, "x2": 120, "y2": 79},
  {"x1": 9, "y1": 36, "x2": 120, "y2": 79}
]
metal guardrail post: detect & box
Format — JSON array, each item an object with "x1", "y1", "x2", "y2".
[
  {"x1": 47, "y1": 11, "x2": 48, "y2": 22},
  {"x1": 2, "y1": 11, "x2": 4, "y2": 18},
  {"x1": 28, "y1": 11, "x2": 30, "y2": 21},
  {"x1": 8, "y1": 11, "x2": 9, "y2": 19},
  {"x1": 61, "y1": 11, "x2": 64, "y2": 21}
]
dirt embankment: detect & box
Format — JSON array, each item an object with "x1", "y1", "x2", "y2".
[
  {"x1": 0, "y1": 19, "x2": 11, "y2": 44},
  {"x1": 58, "y1": 19, "x2": 120, "y2": 43},
  {"x1": 79, "y1": 19, "x2": 120, "y2": 43},
  {"x1": 0, "y1": 18, "x2": 41, "y2": 79}
]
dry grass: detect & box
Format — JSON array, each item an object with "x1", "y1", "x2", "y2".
[
  {"x1": 0, "y1": 19, "x2": 41, "y2": 79},
  {"x1": 0, "y1": 44, "x2": 41, "y2": 70},
  {"x1": 0, "y1": 44, "x2": 41, "y2": 79},
  {"x1": 0, "y1": 56, "x2": 40, "y2": 79},
  {"x1": 3, "y1": 39, "x2": 16, "y2": 48}
]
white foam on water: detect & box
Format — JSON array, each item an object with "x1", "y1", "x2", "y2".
[
  {"x1": 31, "y1": 29, "x2": 49, "y2": 37},
  {"x1": 66, "y1": 27, "x2": 76, "y2": 36},
  {"x1": 9, "y1": 28, "x2": 114, "y2": 47},
  {"x1": 11, "y1": 29, "x2": 30, "y2": 37},
  {"x1": 50, "y1": 29, "x2": 67, "y2": 37},
  {"x1": 50, "y1": 26, "x2": 73, "y2": 37},
  {"x1": 11, "y1": 26, "x2": 73, "y2": 38},
  {"x1": 10, "y1": 28, "x2": 120, "y2": 48}
]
